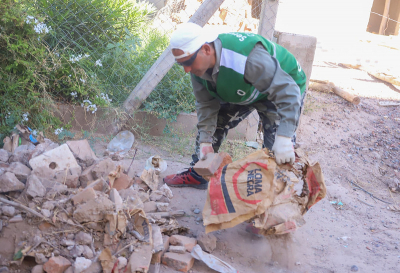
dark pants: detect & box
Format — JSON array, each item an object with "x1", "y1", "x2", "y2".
[{"x1": 191, "y1": 95, "x2": 304, "y2": 165}]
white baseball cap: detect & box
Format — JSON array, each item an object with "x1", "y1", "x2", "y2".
[{"x1": 170, "y1": 23, "x2": 218, "y2": 59}]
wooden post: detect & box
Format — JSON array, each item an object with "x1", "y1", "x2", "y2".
[
  {"x1": 123, "y1": 0, "x2": 226, "y2": 113},
  {"x1": 379, "y1": 0, "x2": 391, "y2": 35},
  {"x1": 258, "y1": 0, "x2": 280, "y2": 40}
]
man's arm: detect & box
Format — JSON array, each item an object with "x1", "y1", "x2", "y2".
[
  {"x1": 244, "y1": 43, "x2": 302, "y2": 138},
  {"x1": 191, "y1": 74, "x2": 221, "y2": 143}
]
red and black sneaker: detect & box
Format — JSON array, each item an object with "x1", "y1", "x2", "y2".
[{"x1": 163, "y1": 167, "x2": 208, "y2": 190}]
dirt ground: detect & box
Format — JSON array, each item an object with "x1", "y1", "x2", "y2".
[{"x1": 1, "y1": 35, "x2": 399, "y2": 273}]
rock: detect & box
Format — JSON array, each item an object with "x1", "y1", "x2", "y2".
[
  {"x1": 43, "y1": 256, "x2": 71, "y2": 273},
  {"x1": 151, "y1": 235, "x2": 170, "y2": 264},
  {"x1": 29, "y1": 144, "x2": 79, "y2": 173},
  {"x1": 72, "y1": 188, "x2": 97, "y2": 205},
  {"x1": 117, "y1": 257, "x2": 127, "y2": 269},
  {"x1": 193, "y1": 208, "x2": 201, "y2": 214},
  {"x1": 112, "y1": 173, "x2": 132, "y2": 191},
  {"x1": 26, "y1": 175, "x2": 46, "y2": 198},
  {"x1": 30, "y1": 140, "x2": 59, "y2": 159},
  {"x1": 162, "y1": 252, "x2": 194, "y2": 272},
  {"x1": 86, "y1": 178, "x2": 109, "y2": 192},
  {"x1": 31, "y1": 264, "x2": 44, "y2": 273},
  {"x1": 73, "y1": 196, "x2": 115, "y2": 223},
  {"x1": 127, "y1": 244, "x2": 152, "y2": 273},
  {"x1": 0, "y1": 267, "x2": 9, "y2": 273},
  {"x1": 41, "y1": 209, "x2": 51, "y2": 218},
  {"x1": 156, "y1": 202, "x2": 169, "y2": 212},
  {"x1": 7, "y1": 162, "x2": 31, "y2": 183},
  {"x1": 169, "y1": 246, "x2": 186, "y2": 254},
  {"x1": 351, "y1": 265, "x2": 359, "y2": 272},
  {"x1": 35, "y1": 253, "x2": 48, "y2": 264},
  {"x1": 0, "y1": 172, "x2": 25, "y2": 192},
  {"x1": 70, "y1": 245, "x2": 85, "y2": 258},
  {"x1": 109, "y1": 189, "x2": 123, "y2": 212},
  {"x1": 0, "y1": 149, "x2": 10, "y2": 163},
  {"x1": 2, "y1": 206, "x2": 15, "y2": 217},
  {"x1": 169, "y1": 235, "x2": 197, "y2": 252},
  {"x1": 64, "y1": 267, "x2": 73, "y2": 273},
  {"x1": 82, "y1": 245, "x2": 94, "y2": 259},
  {"x1": 79, "y1": 165, "x2": 95, "y2": 188},
  {"x1": 66, "y1": 140, "x2": 98, "y2": 167},
  {"x1": 61, "y1": 239, "x2": 75, "y2": 246},
  {"x1": 159, "y1": 184, "x2": 173, "y2": 199},
  {"x1": 74, "y1": 257, "x2": 92, "y2": 273},
  {"x1": 75, "y1": 232, "x2": 92, "y2": 245},
  {"x1": 54, "y1": 166, "x2": 82, "y2": 188},
  {"x1": 143, "y1": 201, "x2": 157, "y2": 213},
  {"x1": 82, "y1": 261, "x2": 102, "y2": 273},
  {"x1": 149, "y1": 191, "x2": 164, "y2": 201},
  {"x1": 91, "y1": 158, "x2": 116, "y2": 180},
  {"x1": 197, "y1": 232, "x2": 217, "y2": 253}
]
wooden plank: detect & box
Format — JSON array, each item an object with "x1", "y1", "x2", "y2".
[
  {"x1": 379, "y1": 0, "x2": 391, "y2": 35},
  {"x1": 123, "y1": 0, "x2": 226, "y2": 112},
  {"x1": 258, "y1": 0, "x2": 279, "y2": 40}
]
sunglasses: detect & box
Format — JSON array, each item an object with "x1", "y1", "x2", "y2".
[{"x1": 176, "y1": 47, "x2": 201, "y2": 67}]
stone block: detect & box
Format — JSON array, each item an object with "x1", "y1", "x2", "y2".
[
  {"x1": 151, "y1": 235, "x2": 170, "y2": 264},
  {"x1": 0, "y1": 172, "x2": 25, "y2": 193},
  {"x1": 75, "y1": 231, "x2": 93, "y2": 245},
  {"x1": 30, "y1": 140, "x2": 59, "y2": 160},
  {"x1": 26, "y1": 175, "x2": 46, "y2": 198},
  {"x1": 162, "y1": 252, "x2": 194, "y2": 272},
  {"x1": 193, "y1": 153, "x2": 224, "y2": 176},
  {"x1": 43, "y1": 256, "x2": 71, "y2": 273},
  {"x1": 72, "y1": 188, "x2": 97, "y2": 205},
  {"x1": 66, "y1": 139, "x2": 98, "y2": 167},
  {"x1": 29, "y1": 144, "x2": 79, "y2": 172},
  {"x1": 169, "y1": 235, "x2": 197, "y2": 252}
]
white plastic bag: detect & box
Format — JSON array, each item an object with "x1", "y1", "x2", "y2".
[{"x1": 191, "y1": 245, "x2": 238, "y2": 273}]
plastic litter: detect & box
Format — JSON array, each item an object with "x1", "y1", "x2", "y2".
[
  {"x1": 107, "y1": 130, "x2": 135, "y2": 152},
  {"x1": 145, "y1": 155, "x2": 167, "y2": 173},
  {"x1": 191, "y1": 245, "x2": 237, "y2": 273},
  {"x1": 245, "y1": 141, "x2": 259, "y2": 149}
]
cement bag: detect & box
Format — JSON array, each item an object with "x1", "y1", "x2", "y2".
[
  {"x1": 203, "y1": 148, "x2": 326, "y2": 235},
  {"x1": 203, "y1": 149, "x2": 277, "y2": 233}
]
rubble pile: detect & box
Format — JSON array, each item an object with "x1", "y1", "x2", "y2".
[{"x1": 0, "y1": 138, "x2": 202, "y2": 273}]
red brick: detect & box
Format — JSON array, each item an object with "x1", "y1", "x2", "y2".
[
  {"x1": 71, "y1": 187, "x2": 96, "y2": 205},
  {"x1": 169, "y1": 235, "x2": 197, "y2": 252},
  {"x1": 193, "y1": 153, "x2": 224, "y2": 176},
  {"x1": 43, "y1": 256, "x2": 71, "y2": 273},
  {"x1": 162, "y1": 252, "x2": 194, "y2": 272}
]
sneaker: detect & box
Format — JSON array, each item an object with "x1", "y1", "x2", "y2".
[{"x1": 163, "y1": 167, "x2": 208, "y2": 190}]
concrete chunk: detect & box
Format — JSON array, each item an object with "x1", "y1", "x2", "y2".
[
  {"x1": 162, "y1": 252, "x2": 194, "y2": 272},
  {"x1": 29, "y1": 144, "x2": 79, "y2": 172},
  {"x1": 197, "y1": 232, "x2": 217, "y2": 253},
  {"x1": 66, "y1": 139, "x2": 97, "y2": 167},
  {"x1": 73, "y1": 196, "x2": 115, "y2": 223},
  {"x1": 0, "y1": 172, "x2": 25, "y2": 193},
  {"x1": 54, "y1": 166, "x2": 82, "y2": 188}
]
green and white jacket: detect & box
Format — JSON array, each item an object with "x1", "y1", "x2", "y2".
[{"x1": 192, "y1": 32, "x2": 306, "y2": 143}]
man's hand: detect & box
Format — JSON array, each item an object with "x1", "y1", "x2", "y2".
[
  {"x1": 272, "y1": 135, "x2": 295, "y2": 164},
  {"x1": 200, "y1": 143, "x2": 213, "y2": 160}
]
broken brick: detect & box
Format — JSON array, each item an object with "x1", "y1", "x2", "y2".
[
  {"x1": 169, "y1": 235, "x2": 197, "y2": 252},
  {"x1": 162, "y1": 252, "x2": 194, "y2": 272},
  {"x1": 43, "y1": 256, "x2": 71, "y2": 273},
  {"x1": 193, "y1": 153, "x2": 224, "y2": 176},
  {"x1": 151, "y1": 235, "x2": 169, "y2": 264}
]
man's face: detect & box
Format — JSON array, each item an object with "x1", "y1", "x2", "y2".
[{"x1": 172, "y1": 46, "x2": 210, "y2": 77}]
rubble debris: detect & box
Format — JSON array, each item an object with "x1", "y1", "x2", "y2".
[
  {"x1": 86, "y1": 178, "x2": 109, "y2": 192},
  {"x1": 43, "y1": 256, "x2": 72, "y2": 273},
  {"x1": 191, "y1": 245, "x2": 237, "y2": 273},
  {"x1": 26, "y1": 175, "x2": 46, "y2": 198},
  {"x1": 35, "y1": 253, "x2": 48, "y2": 264},
  {"x1": 159, "y1": 184, "x2": 173, "y2": 199},
  {"x1": 156, "y1": 202, "x2": 169, "y2": 212},
  {"x1": 197, "y1": 232, "x2": 217, "y2": 253},
  {"x1": 169, "y1": 235, "x2": 197, "y2": 252},
  {"x1": 72, "y1": 188, "x2": 97, "y2": 205},
  {"x1": 7, "y1": 162, "x2": 31, "y2": 182},
  {"x1": 162, "y1": 252, "x2": 194, "y2": 273},
  {"x1": 151, "y1": 235, "x2": 170, "y2": 264},
  {"x1": 117, "y1": 256, "x2": 128, "y2": 270},
  {"x1": 0, "y1": 149, "x2": 9, "y2": 163},
  {"x1": 2, "y1": 206, "x2": 15, "y2": 217},
  {"x1": 144, "y1": 201, "x2": 158, "y2": 213},
  {"x1": 169, "y1": 246, "x2": 186, "y2": 254},
  {"x1": 99, "y1": 248, "x2": 117, "y2": 273},
  {"x1": 31, "y1": 265, "x2": 44, "y2": 273},
  {"x1": 74, "y1": 257, "x2": 92, "y2": 273},
  {"x1": 75, "y1": 231, "x2": 92, "y2": 245},
  {"x1": 9, "y1": 144, "x2": 34, "y2": 166},
  {"x1": 109, "y1": 189, "x2": 123, "y2": 212},
  {"x1": 66, "y1": 139, "x2": 98, "y2": 167},
  {"x1": 30, "y1": 139, "x2": 59, "y2": 159}
]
